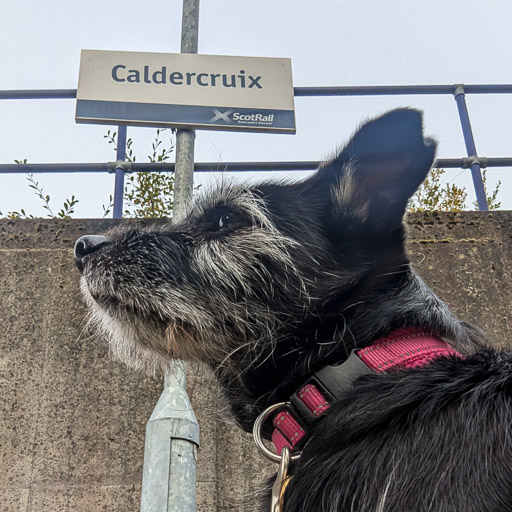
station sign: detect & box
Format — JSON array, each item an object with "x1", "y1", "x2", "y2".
[{"x1": 76, "y1": 50, "x2": 295, "y2": 133}]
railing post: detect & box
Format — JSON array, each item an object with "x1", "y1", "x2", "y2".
[
  {"x1": 453, "y1": 84, "x2": 489, "y2": 211},
  {"x1": 113, "y1": 125, "x2": 127, "y2": 218},
  {"x1": 140, "y1": 1, "x2": 200, "y2": 511}
]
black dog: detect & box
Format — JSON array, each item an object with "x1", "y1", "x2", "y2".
[{"x1": 76, "y1": 109, "x2": 512, "y2": 511}]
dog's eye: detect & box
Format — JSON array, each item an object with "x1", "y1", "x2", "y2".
[
  {"x1": 204, "y1": 208, "x2": 246, "y2": 233},
  {"x1": 218, "y1": 213, "x2": 233, "y2": 230}
]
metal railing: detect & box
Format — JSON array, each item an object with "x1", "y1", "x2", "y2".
[{"x1": 2, "y1": 83, "x2": 512, "y2": 213}]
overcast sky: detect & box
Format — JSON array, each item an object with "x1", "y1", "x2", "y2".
[{"x1": 1, "y1": 0, "x2": 511, "y2": 217}]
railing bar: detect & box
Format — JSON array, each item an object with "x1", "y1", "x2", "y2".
[
  {"x1": 1, "y1": 158, "x2": 512, "y2": 174},
  {"x1": 295, "y1": 84, "x2": 512, "y2": 96},
  {"x1": 0, "y1": 89, "x2": 77, "y2": 99},
  {"x1": 2, "y1": 84, "x2": 512, "y2": 101}
]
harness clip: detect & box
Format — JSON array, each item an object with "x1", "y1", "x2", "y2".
[{"x1": 271, "y1": 445, "x2": 291, "y2": 512}]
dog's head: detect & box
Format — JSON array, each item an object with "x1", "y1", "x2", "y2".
[{"x1": 76, "y1": 109, "x2": 478, "y2": 425}]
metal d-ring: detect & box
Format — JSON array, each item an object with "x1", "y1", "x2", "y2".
[{"x1": 253, "y1": 402, "x2": 302, "y2": 463}]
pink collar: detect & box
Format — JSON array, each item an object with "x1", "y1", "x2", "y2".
[{"x1": 272, "y1": 328, "x2": 462, "y2": 455}]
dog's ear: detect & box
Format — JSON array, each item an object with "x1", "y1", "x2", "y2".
[{"x1": 312, "y1": 108, "x2": 436, "y2": 226}]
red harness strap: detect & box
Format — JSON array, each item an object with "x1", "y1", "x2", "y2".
[{"x1": 272, "y1": 328, "x2": 461, "y2": 455}]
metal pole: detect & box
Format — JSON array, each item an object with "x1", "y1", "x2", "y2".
[
  {"x1": 140, "y1": 1, "x2": 200, "y2": 511},
  {"x1": 173, "y1": 0, "x2": 199, "y2": 219},
  {"x1": 140, "y1": 362, "x2": 199, "y2": 512},
  {"x1": 453, "y1": 85, "x2": 489, "y2": 211},
  {"x1": 113, "y1": 125, "x2": 127, "y2": 218}
]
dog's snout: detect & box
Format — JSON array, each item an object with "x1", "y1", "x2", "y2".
[{"x1": 74, "y1": 235, "x2": 110, "y2": 272}]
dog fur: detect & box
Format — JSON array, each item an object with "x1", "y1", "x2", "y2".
[{"x1": 77, "y1": 109, "x2": 512, "y2": 511}]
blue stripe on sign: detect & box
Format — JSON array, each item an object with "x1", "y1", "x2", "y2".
[{"x1": 76, "y1": 100, "x2": 295, "y2": 132}]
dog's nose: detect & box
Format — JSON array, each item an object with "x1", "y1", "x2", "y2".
[{"x1": 74, "y1": 235, "x2": 109, "y2": 272}]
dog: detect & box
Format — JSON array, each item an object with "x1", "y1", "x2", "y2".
[{"x1": 75, "y1": 108, "x2": 512, "y2": 511}]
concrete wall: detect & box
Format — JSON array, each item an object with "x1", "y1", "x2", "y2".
[{"x1": 1, "y1": 213, "x2": 511, "y2": 511}]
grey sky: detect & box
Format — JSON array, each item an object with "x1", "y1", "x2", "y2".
[{"x1": 1, "y1": 0, "x2": 511, "y2": 217}]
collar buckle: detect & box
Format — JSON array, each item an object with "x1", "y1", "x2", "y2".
[
  {"x1": 314, "y1": 349, "x2": 374, "y2": 398},
  {"x1": 289, "y1": 349, "x2": 374, "y2": 425}
]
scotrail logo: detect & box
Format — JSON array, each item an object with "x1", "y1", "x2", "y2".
[
  {"x1": 209, "y1": 108, "x2": 234, "y2": 123},
  {"x1": 209, "y1": 108, "x2": 275, "y2": 126}
]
